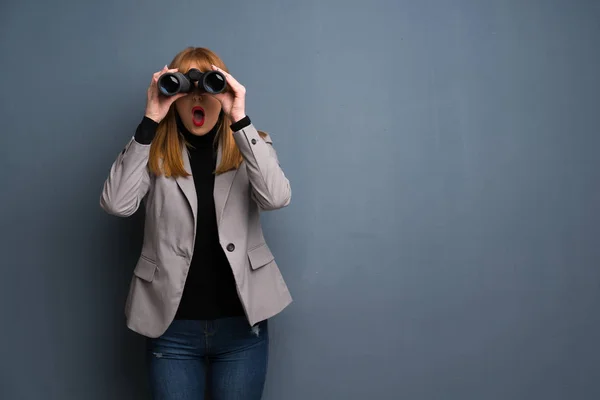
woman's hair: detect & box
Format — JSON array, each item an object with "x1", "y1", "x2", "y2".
[{"x1": 148, "y1": 47, "x2": 263, "y2": 177}]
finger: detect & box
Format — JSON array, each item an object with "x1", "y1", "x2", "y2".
[
  {"x1": 211, "y1": 64, "x2": 227, "y2": 73},
  {"x1": 153, "y1": 66, "x2": 167, "y2": 77},
  {"x1": 154, "y1": 67, "x2": 177, "y2": 78},
  {"x1": 211, "y1": 65, "x2": 234, "y2": 81},
  {"x1": 157, "y1": 68, "x2": 178, "y2": 78},
  {"x1": 211, "y1": 65, "x2": 235, "y2": 81}
]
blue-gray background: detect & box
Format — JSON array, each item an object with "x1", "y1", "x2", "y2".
[{"x1": 1, "y1": 1, "x2": 599, "y2": 399}]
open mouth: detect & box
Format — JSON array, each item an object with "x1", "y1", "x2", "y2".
[{"x1": 192, "y1": 106, "x2": 205, "y2": 127}]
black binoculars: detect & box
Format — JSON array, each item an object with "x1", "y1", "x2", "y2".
[{"x1": 157, "y1": 68, "x2": 227, "y2": 96}]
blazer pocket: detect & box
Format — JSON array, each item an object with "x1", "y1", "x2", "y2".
[
  {"x1": 248, "y1": 243, "x2": 275, "y2": 270},
  {"x1": 133, "y1": 255, "x2": 157, "y2": 282}
]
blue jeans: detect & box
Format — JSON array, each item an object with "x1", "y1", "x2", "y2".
[{"x1": 146, "y1": 317, "x2": 269, "y2": 400}]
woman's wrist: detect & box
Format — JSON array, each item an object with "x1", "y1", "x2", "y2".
[
  {"x1": 144, "y1": 110, "x2": 162, "y2": 124},
  {"x1": 231, "y1": 113, "x2": 247, "y2": 124}
]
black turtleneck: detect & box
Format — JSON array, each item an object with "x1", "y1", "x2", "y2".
[{"x1": 134, "y1": 112, "x2": 251, "y2": 320}]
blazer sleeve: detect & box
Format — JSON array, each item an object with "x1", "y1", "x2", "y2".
[
  {"x1": 99, "y1": 138, "x2": 152, "y2": 217},
  {"x1": 233, "y1": 123, "x2": 291, "y2": 210}
]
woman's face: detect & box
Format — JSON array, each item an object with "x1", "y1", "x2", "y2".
[{"x1": 174, "y1": 63, "x2": 222, "y2": 135}]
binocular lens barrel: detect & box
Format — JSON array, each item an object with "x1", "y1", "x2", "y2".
[
  {"x1": 203, "y1": 72, "x2": 226, "y2": 94},
  {"x1": 158, "y1": 72, "x2": 191, "y2": 96},
  {"x1": 157, "y1": 69, "x2": 226, "y2": 96}
]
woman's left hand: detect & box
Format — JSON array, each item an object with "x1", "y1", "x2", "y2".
[{"x1": 210, "y1": 65, "x2": 247, "y2": 123}]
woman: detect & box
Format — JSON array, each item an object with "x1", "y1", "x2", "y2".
[{"x1": 100, "y1": 47, "x2": 292, "y2": 399}]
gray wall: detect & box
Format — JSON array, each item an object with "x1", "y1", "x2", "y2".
[{"x1": 1, "y1": 1, "x2": 599, "y2": 399}]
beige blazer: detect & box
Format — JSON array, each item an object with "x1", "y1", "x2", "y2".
[{"x1": 100, "y1": 123, "x2": 293, "y2": 338}]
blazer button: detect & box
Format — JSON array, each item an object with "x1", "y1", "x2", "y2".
[
  {"x1": 251, "y1": 138, "x2": 257, "y2": 145},
  {"x1": 226, "y1": 243, "x2": 235, "y2": 252}
]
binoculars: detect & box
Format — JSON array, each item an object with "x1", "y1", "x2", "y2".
[{"x1": 157, "y1": 68, "x2": 227, "y2": 96}]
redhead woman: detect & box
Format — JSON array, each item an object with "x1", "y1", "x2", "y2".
[{"x1": 100, "y1": 47, "x2": 292, "y2": 399}]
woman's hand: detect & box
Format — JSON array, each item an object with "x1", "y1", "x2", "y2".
[
  {"x1": 210, "y1": 65, "x2": 247, "y2": 123},
  {"x1": 144, "y1": 66, "x2": 187, "y2": 123}
]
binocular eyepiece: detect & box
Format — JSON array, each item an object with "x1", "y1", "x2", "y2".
[{"x1": 157, "y1": 68, "x2": 227, "y2": 96}]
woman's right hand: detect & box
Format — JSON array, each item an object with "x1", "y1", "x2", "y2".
[{"x1": 144, "y1": 66, "x2": 187, "y2": 123}]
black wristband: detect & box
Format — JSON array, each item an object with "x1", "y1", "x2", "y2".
[
  {"x1": 134, "y1": 116, "x2": 159, "y2": 145},
  {"x1": 230, "y1": 115, "x2": 251, "y2": 132}
]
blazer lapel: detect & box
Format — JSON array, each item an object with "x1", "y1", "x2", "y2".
[
  {"x1": 214, "y1": 143, "x2": 238, "y2": 227},
  {"x1": 175, "y1": 145, "x2": 197, "y2": 224}
]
